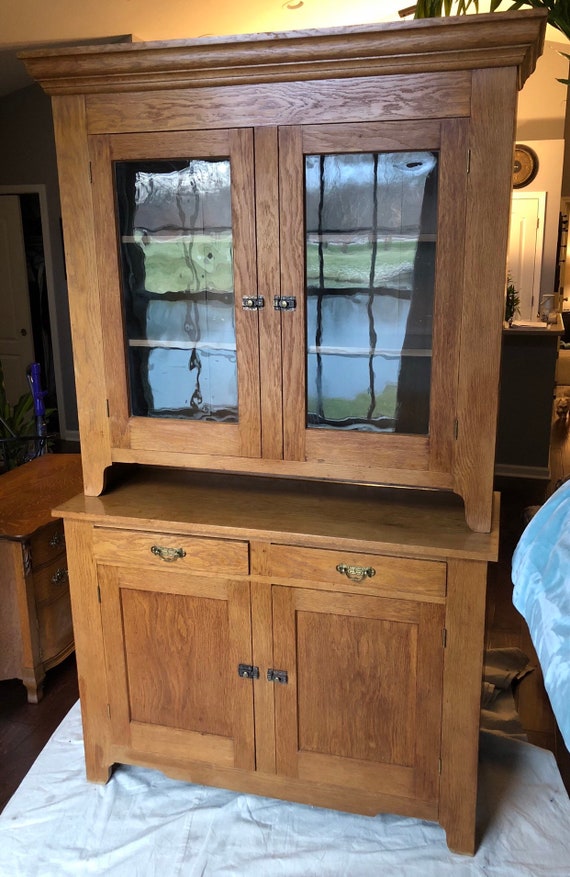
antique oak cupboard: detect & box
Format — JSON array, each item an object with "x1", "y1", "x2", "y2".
[{"x1": 23, "y1": 10, "x2": 545, "y2": 855}]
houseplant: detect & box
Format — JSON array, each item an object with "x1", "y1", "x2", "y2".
[
  {"x1": 413, "y1": 1, "x2": 570, "y2": 41},
  {"x1": 0, "y1": 359, "x2": 52, "y2": 472}
]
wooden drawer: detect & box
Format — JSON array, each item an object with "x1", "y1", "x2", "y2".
[
  {"x1": 268, "y1": 544, "x2": 446, "y2": 599},
  {"x1": 93, "y1": 527, "x2": 250, "y2": 575},
  {"x1": 30, "y1": 521, "x2": 66, "y2": 569},
  {"x1": 33, "y1": 557, "x2": 70, "y2": 605}
]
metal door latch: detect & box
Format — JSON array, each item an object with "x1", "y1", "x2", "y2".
[
  {"x1": 238, "y1": 664, "x2": 260, "y2": 679},
  {"x1": 273, "y1": 296, "x2": 296, "y2": 311},
  {"x1": 242, "y1": 296, "x2": 265, "y2": 310},
  {"x1": 267, "y1": 668, "x2": 288, "y2": 684}
]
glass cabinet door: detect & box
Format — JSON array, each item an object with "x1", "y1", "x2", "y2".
[
  {"x1": 280, "y1": 121, "x2": 463, "y2": 476},
  {"x1": 305, "y1": 149, "x2": 437, "y2": 437},
  {"x1": 116, "y1": 158, "x2": 238, "y2": 423},
  {"x1": 91, "y1": 129, "x2": 261, "y2": 460}
]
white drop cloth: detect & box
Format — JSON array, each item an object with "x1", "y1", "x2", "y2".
[{"x1": 0, "y1": 701, "x2": 569, "y2": 876}]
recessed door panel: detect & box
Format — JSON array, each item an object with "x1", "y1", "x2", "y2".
[{"x1": 272, "y1": 585, "x2": 444, "y2": 804}]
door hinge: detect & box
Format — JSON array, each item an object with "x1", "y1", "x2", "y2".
[
  {"x1": 89, "y1": 161, "x2": 93, "y2": 184},
  {"x1": 97, "y1": 584, "x2": 102, "y2": 604},
  {"x1": 107, "y1": 703, "x2": 111, "y2": 719},
  {"x1": 267, "y1": 668, "x2": 288, "y2": 684},
  {"x1": 453, "y1": 419, "x2": 459, "y2": 440},
  {"x1": 466, "y1": 148, "x2": 471, "y2": 174},
  {"x1": 106, "y1": 399, "x2": 110, "y2": 417},
  {"x1": 442, "y1": 628, "x2": 447, "y2": 648},
  {"x1": 238, "y1": 664, "x2": 259, "y2": 679},
  {"x1": 438, "y1": 757, "x2": 443, "y2": 775}
]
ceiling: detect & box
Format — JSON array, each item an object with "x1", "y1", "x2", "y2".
[{"x1": 0, "y1": 0, "x2": 410, "y2": 97}]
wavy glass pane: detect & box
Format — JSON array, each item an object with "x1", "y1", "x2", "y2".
[
  {"x1": 305, "y1": 151, "x2": 438, "y2": 435},
  {"x1": 115, "y1": 159, "x2": 237, "y2": 421}
]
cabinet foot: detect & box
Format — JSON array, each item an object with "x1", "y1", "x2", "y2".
[
  {"x1": 85, "y1": 760, "x2": 114, "y2": 784},
  {"x1": 441, "y1": 820, "x2": 476, "y2": 857}
]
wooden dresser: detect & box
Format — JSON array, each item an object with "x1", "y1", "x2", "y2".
[{"x1": 0, "y1": 454, "x2": 83, "y2": 702}]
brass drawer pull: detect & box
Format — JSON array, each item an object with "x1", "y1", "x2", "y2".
[
  {"x1": 49, "y1": 531, "x2": 65, "y2": 549},
  {"x1": 336, "y1": 563, "x2": 376, "y2": 583},
  {"x1": 51, "y1": 567, "x2": 69, "y2": 586},
  {"x1": 150, "y1": 545, "x2": 187, "y2": 563}
]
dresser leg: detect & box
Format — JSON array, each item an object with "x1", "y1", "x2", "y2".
[{"x1": 22, "y1": 667, "x2": 46, "y2": 704}]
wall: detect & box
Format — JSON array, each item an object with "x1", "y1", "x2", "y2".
[
  {"x1": 516, "y1": 41, "x2": 569, "y2": 301},
  {"x1": 0, "y1": 85, "x2": 78, "y2": 435}
]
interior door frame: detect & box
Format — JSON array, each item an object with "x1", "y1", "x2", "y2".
[
  {"x1": 509, "y1": 190, "x2": 546, "y2": 321},
  {"x1": 0, "y1": 184, "x2": 70, "y2": 438}
]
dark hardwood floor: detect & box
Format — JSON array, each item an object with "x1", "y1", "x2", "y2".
[
  {"x1": 1, "y1": 396, "x2": 569, "y2": 812},
  {"x1": 0, "y1": 653, "x2": 78, "y2": 812}
]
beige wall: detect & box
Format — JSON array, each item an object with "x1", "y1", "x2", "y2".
[{"x1": 516, "y1": 41, "x2": 569, "y2": 299}]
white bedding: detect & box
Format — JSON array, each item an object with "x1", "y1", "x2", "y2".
[
  {"x1": 512, "y1": 478, "x2": 570, "y2": 749},
  {"x1": 0, "y1": 701, "x2": 569, "y2": 876}
]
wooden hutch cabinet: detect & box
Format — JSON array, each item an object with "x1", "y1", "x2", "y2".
[{"x1": 23, "y1": 10, "x2": 545, "y2": 855}]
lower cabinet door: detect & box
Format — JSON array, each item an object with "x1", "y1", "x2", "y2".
[
  {"x1": 271, "y1": 586, "x2": 445, "y2": 805},
  {"x1": 98, "y1": 564, "x2": 256, "y2": 771}
]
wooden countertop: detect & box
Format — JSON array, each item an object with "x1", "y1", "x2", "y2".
[
  {"x1": 503, "y1": 314, "x2": 565, "y2": 335},
  {"x1": 0, "y1": 454, "x2": 83, "y2": 540},
  {"x1": 55, "y1": 466, "x2": 500, "y2": 562}
]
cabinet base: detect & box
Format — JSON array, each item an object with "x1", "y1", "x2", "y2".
[{"x1": 88, "y1": 750, "x2": 478, "y2": 856}]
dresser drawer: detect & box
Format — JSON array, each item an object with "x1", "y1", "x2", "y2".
[
  {"x1": 268, "y1": 544, "x2": 446, "y2": 599},
  {"x1": 30, "y1": 521, "x2": 66, "y2": 568},
  {"x1": 33, "y1": 557, "x2": 70, "y2": 605},
  {"x1": 93, "y1": 527, "x2": 250, "y2": 575}
]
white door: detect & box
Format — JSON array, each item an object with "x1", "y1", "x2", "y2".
[
  {"x1": 508, "y1": 192, "x2": 546, "y2": 321},
  {"x1": 0, "y1": 196, "x2": 35, "y2": 404}
]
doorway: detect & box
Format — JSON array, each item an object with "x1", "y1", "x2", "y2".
[
  {"x1": 508, "y1": 191, "x2": 546, "y2": 321},
  {"x1": 0, "y1": 185, "x2": 66, "y2": 434}
]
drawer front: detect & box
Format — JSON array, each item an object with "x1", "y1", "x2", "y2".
[
  {"x1": 33, "y1": 557, "x2": 70, "y2": 605},
  {"x1": 93, "y1": 528, "x2": 250, "y2": 575},
  {"x1": 30, "y1": 521, "x2": 66, "y2": 568},
  {"x1": 38, "y1": 591, "x2": 73, "y2": 663},
  {"x1": 268, "y1": 545, "x2": 446, "y2": 599}
]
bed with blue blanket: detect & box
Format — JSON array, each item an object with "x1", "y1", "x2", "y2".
[{"x1": 511, "y1": 477, "x2": 570, "y2": 750}]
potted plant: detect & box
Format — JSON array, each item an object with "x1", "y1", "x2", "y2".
[
  {"x1": 505, "y1": 274, "x2": 522, "y2": 324},
  {"x1": 0, "y1": 359, "x2": 53, "y2": 473}
]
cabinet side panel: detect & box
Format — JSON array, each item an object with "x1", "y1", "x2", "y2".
[
  {"x1": 0, "y1": 542, "x2": 26, "y2": 679},
  {"x1": 439, "y1": 558, "x2": 487, "y2": 854},
  {"x1": 63, "y1": 519, "x2": 113, "y2": 783},
  {"x1": 51, "y1": 96, "x2": 112, "y2": 495},
  {"x1": 454, "y1": 67, "x2": 517, "y2": 532},
  {"x1": 429, "y1": 118, "x2": 469, "y2": 473}
]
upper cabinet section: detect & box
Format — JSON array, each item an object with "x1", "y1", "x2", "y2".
[{"x1": 22, "y1": 12, "x2": 546, "y2": 532}]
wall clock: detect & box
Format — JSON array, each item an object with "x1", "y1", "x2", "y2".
[{"x1": 513, "y1": 144, "x2": 539, "y2": 188}]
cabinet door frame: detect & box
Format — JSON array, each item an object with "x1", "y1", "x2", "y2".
[
  {"x1": 98, "y1": 563, "x2": 256, "y2": 772},
  {"x1": 279, "y1": 119, "x2": 468, "y2": 482},
  {"x1": 89, "y1": 128, "x2": 262, "y2": 461}
]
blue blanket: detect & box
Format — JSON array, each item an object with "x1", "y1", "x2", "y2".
[{"x1": 512, "y1": 479, "x2": 570, "y2": 750}]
